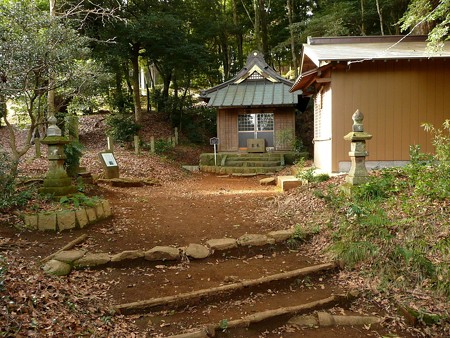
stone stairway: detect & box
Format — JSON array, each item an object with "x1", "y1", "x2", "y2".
[
  {"x1": 199, "y1": 153, "x2": 285, "y2": 175},
  {"x1": 103, "y1": 238, "x2": 375, "y2": 337}
]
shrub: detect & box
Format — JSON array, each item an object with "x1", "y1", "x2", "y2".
[
  {"x1": 295, "y1": 158, "x2": 330, "y2": 183},
  {"x1": 352, "y1": 169, "x2": 399, "y2": 201},
  {"x1": 64, "y1": 140, "x2": 84, "y2": 177},
  {"x1": 0, "y1": 151, "x2": 31, "y2": 212},
  {"x1": 59, "y1": 193, "x2": 98, "y2": 208},
  {"x1": 106, "y1": 113, "x2": 140, "y2": 144},
  {"x1": 320, "y1": 125, "x2": 449, "y2": 297},
  {"x1": 154, "y1": 138, "x2": 172, "y2": 155}
]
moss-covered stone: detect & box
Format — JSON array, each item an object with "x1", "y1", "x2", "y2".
[
  {"x1": 57, "y1": 210, "x2": 76, "y2": 231},
  {"x1": 23, "y1": 214, "x2": 38, "y2": 230},
  {"x1": 38, "y1": 213, "x2": 57, "y2": 231},
  {"x1": 75, "y1": 208, "x2": 89, "y2": 228}
]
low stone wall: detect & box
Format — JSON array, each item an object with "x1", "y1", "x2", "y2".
[
  {"x1": 22, "y1": 200, "x2": 112, "y2": 232},
  {"x1": 43, "y1": 228, "x2": 300, "y2": 276}
]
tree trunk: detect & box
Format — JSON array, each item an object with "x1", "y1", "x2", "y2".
[
  {"x1": 375, "y1": 0, "x2": 384, "y2": 35},
  {"x1": 260, "y1": 0, "x2": 269, "y2": 58},
  {"x1": 232, "y1": 0, "x2": 244, "y2": 69},
  {"x1": 221, "y1": 38, "x2": 230, "y2": 79},
  {"x1": 254, "y1": 0, "x2": 262, "y2": 51},
  {"x1": 114, "y1": 64, "x2": 125, "y2": 112},
  {"x1": 287, "y1": 0, "x2": 298, "y2": 79},
  {"x1": 130, "y1": 43, "x2": 142, "y2": 124},
  {"x1": 47, "y1": 0, "x2": 56, "y2": 120},
  {"x1": 360, "y1": 0, "x2": 366, "y2": 35}
]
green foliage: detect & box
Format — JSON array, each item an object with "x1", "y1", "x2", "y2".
[
  {"x1": 178, "y1": 105, "x2": 217, "y2": 144},
  {"x1": 399, "y1": 0, "x2": 449, "y2": 51},
  {"x1": 295, "y1": 158, "x2": 330, "y2": 183},
  {"x1": 64, "y1": 141, "x2": 84, "y2": 178},
  {"x1": 0, "y1": 151, "x2": 32, "y2": 212},
  {"x1": 0, "y1": 0, "x2": 99, "y2": 167},
  {"x1": 319, "y1": 122, "x2": 449, "y2": 298},
  {"x1": 218, "y1": 319, "x2": 228, "y2": 331},
  {"x1": 107, "y1": 92, "x2": 134, "y2": 115},
  {"x1": 106, "y1": 114, "x2": 140, "y2": 144},
  {"x1": 153, "y1": 92, "x2": 217, "y2": 144},
  {"x1": 59, "y1": 193, "x2": 98, "y2": 209},
  {"x1": 154, "y1": 139, "x2": 173, "y2": 155},
  {"x1": 287, "y1": 224, "x2": 306, "y2": 249},
  {"x1": 352, "y1": 169, "x2": 401, "y2": 201},
  {"x1": 331, "y1": 241, "x2": 378, "y2": 268},
  {"x1": 403, "y1": 121, "x2": 450, "y2": 200}
]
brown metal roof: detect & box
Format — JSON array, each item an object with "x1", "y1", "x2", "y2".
[
  {"x1": 303, "y1": 35, "x2": 450, "y2": 67},
  {"x1": 291, "y1": 35, "x2": 450, "y2": 92},
  {"x1": 201, "y1": 51, "x2": 299, "y2": 107},
  {"x1": 204, "y1": 80, "x2": 298, "y2": 107}
]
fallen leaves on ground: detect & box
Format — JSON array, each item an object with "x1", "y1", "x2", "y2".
[{"x1": 0, "y1": 249, "x2": 139, "y2": 336}]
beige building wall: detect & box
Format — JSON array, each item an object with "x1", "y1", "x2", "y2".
[
  {"x1": 314, "y1": 84, "x2": 333, "y2": 173},
  {"x1": 330, "y1": 59, "x2": 450, "y2": 172}
]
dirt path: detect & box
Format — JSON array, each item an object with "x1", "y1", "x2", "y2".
[
  {"x1": 91, "y1": 173, "x2": 283, "y2": 252},
  {"x1": 4, "y1": 173, "x2": 414, "y2": 337}
]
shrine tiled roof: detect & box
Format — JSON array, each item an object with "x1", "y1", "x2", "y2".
[{"x1": 201, "y1": 51, "x2": 299, "y2": 107}]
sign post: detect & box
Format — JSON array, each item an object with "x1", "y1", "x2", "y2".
[
  {"x1": 209, "y1": 137, "x2": 219, "y2": 166},
  {"x1": 98, "y1": 151, "x2": 120, "y2": 178}
]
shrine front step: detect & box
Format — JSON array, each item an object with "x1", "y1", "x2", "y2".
[
  {"x1": 225, "y1": 160, "x2": 282, "y2": 168},
  {"x1": 200, "y1": 165, "x2": 284, "y2": 175}
]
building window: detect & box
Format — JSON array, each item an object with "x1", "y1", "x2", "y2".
[
  {"x1": 257, "y1": 113, "x2": 274, "y2": 131},
  {"x1": 238, "y1": 114, "x2": 255, "y2": 131}
]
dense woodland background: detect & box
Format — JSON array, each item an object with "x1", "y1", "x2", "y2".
[{"x1": 0, "y1": 0, "x2": 448, "y2": 165}]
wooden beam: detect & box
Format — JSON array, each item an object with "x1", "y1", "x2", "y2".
[
  {"x1": 115, "y1": 262, "x2": 337, "y2": 314},
  {"x1": 316, "y1": 77, "x2": 331, "y2": 83}
]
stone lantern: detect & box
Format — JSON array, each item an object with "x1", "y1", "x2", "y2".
[
  {"x1": 39, "y1": 115, "x2": 76, "y2": 196},
  {"x1": 343, "y1": 110, "x2": 372, "y2": 185}
]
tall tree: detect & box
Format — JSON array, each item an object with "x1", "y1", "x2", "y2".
[
  {"x1": 399, "y1": 0, "x2": 449, "y2": 51},
  {"x1": 286, "y1": 0, "x2": 298, "y2": 78},
  {"x1": 0, "y1": 1, "x2": 91, "y2": 174}
]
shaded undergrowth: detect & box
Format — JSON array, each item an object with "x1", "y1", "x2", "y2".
[{"x1": 312, "y1": 121, "x2": 449, "y2": 329}]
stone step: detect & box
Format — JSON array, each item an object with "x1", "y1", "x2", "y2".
[
  {"x1": 277, "y1": 175, "x2": 303, "y2": 191},
  {"x1": 225, "y1": 160, "x2": 282, "y2": 167},
  {"x1": 200, "y1": 165, "x2": 284, "y2": 175},
  {"x1": 225, "y1": 155, "x2": 283, "y2": 162}
]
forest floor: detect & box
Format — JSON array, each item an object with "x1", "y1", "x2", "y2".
[{"x1": 0, "y1": 114, "x2": 447, "y2": 337}]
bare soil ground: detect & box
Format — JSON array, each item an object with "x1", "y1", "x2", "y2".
[
  {"x1": 2, "y1": 173, "x2": 405, "y2": 337},
  {"x1": 0, "y1": 115, "x2": 433, "y2": 337}
]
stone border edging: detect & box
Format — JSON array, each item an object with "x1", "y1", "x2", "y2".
[
  {"x1": 42, "y1": 228, "x2": 300, "y2": 276},
  {"x1": 23, "y1": 199, "x2": 112, "y2": 232}
]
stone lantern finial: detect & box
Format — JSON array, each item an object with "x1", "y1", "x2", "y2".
[
  {"x1": 46, "y1": 115, "x2": 62, "y2": 137},
  {"x1": 352, "y1": 109, "x2": 364, "y2": 132}
]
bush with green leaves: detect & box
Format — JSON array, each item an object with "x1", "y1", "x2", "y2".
[
  {"x1": 106, "y1": 113, "x2": 140, "y2": 144},
  {"x1": 295, "y1": 158, "x2": 330, "y2": 183},
  {"x1": 314, "y1": 122, "x2": 450, "y2": 299},
  {"x1": 154, "y1": 139, "x2": 173, "y2": 155},
  {"x1": 64, "y1": 141, "x2": 84, "y2": 177},
  {"x1": 59, "y1": 193, "x2": 98, "y2": 209},
  {"x1": 402, "y1": 121, "x2": 450, "y2": 200},
  {"x1": 0, "y1": 151, "x2": 32, "y2": 212}
]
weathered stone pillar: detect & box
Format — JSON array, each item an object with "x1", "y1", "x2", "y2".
[
  {"x1": 39, "y1": 116, "x2": 76, "y2": 196},
  {"x1": 344, "y1": 110, "x2": 372, "y2": 185}
]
